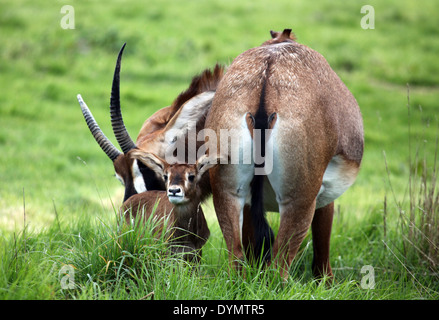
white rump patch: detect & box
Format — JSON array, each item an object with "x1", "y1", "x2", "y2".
[
  {"x1": 316, "y1": 155, "x2": 358, "y2": 208},
  {"x1": 266, "y1": 116, "x2": 283, "y2": 206},
  {"x1": 236, "y1": 114, "x2": 256, "y2": 241}
]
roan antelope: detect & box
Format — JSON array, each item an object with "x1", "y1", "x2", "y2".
[
  {"x1": 204, "y1": 29, "x2": 364, "y2": 280},
  {"x1": 77, "y1": 43, "x2": 223, "y2": 203},
  {"x1": 121, "y1": 153, "x2": 217, "y2": 261}
]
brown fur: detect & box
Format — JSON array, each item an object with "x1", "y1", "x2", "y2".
[
  {"x1": 121, "y1": 154, "x2": 218, "y2": 262},
  {"x1": 121, "y1": 191, "x2": 209, "y2": 262},
  {"x1": 266, "y1": 29, "x2": 297, "y2": 45},
  {"x1": 205, "y1": 29, "x2": 364, "y2": 280},
  {"x1": 135, "y1": 64, "x2": 225, "y2": 150}
]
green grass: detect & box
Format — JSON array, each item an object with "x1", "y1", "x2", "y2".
[{"x1": 1, "y1": 0, "x2": 438, "y2": 300}]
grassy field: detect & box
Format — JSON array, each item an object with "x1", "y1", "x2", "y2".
[{"x1": 1, "y1": 0, "x2": 438, "y2": 301}]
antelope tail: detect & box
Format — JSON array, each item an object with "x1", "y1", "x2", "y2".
[{"x1": 247, "y1": 84, "x2": 275, "y2": 264}]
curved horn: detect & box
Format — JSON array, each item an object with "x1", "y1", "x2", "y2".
[
  {"x1": 77, "y1": 94, "x2": 122, "y2": 161},
  {"x1": 110, "y1": 43, "x2": 136, "y2": 154}
]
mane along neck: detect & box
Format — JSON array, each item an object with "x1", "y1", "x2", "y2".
[{"x1": 149, "y1": 64, "x2": 225, "y2": 129}]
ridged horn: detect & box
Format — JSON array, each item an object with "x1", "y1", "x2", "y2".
[
  {"x1": 110, "y1": 43, "x2": 136, "y2": 154},
  {"x1": 77, "y1": 94, "x2": 122, "y2": 161}
]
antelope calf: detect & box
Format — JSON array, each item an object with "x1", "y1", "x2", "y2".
[{"x1": 121, "y1": 153, "x2": 217, "y2": 261}]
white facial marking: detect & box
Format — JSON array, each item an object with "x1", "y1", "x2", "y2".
[
  {"x1": 168, "y1": 196, "x2": 186, "y2": 204},
  {"x1": 167, "y1": 186, "x2": 184, "y2": 196},
  {"x1": 167, "y1": 182, "x2": 185, "y2": 204},
  {"x1": 115, "y1": 172, "x2": 124, "y2": 186},
  {"x1": 165, "y1": 171, "x2": 184, "y2": 204},
  {"x1": 132, "y1": 159, "x2": 147, "y2": 193}
]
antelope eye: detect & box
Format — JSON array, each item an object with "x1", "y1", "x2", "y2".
[
  {"x1": 188, "y1": 175, "x2": 195, "y2": 182},
  {"x1": 163, "y1": 174, "x2": 168, "y2": 182}
]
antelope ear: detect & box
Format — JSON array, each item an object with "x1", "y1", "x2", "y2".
[
  {"x1": 270, "y1": 30, "x2": 279, "y2": 38},
  {"x1": 163, "y1": 91, "x2": 215, "y2": 145},
  {"x1": 196, "y1": 154, "x2": 221, "y2": 178},
  {"x1": 130, "y1": 150, "x2": 165, "y2": 177}
]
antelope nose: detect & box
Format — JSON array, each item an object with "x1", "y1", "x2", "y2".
[{"x1": 168, "y1": 187, "x2": 181, "y2": 196}]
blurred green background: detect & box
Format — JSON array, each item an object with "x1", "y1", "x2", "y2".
[
  {"x1": 1, "y1": 0, "x2": 438, "y2": 300},
  {"x1": 0, "y1": 0, "x2": 438, "y2": 232}
]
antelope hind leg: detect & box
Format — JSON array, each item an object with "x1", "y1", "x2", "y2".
[
  {"x1": 311, "y1": 202, "x2": 334, "y2": 281},
  {"x1": 272, "y1": 201, "x2": 316, "y2": 281},
  {"x1": 210, "y1": 164, "x2": 253, "y2": 271}
]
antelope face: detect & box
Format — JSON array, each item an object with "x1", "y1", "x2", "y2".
[
  {"x1": 164, "y1": 164, "x2": 198, "y2": 205},
  {"x1": 113, "y1": 152, "x2": 166, "y2": 202},
  {"x1": 131, "y1": 151, "x2": 220, "y2": 206}
]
